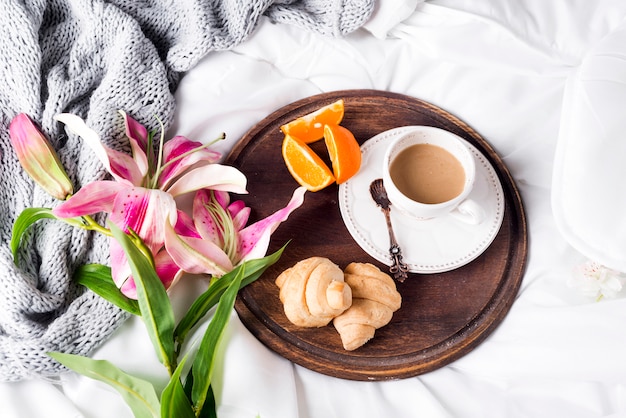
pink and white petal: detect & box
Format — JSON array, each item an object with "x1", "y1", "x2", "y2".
[
  {"x1": 164, "y1": 221, "x2": 233, "y2": 276},
  {"x1": 228, "y1": 201, "x2": 250, "y2": 231},
  {"x1": 109, "y1": 238, "x2": 136, "y2": 298},
  {"x1": 54, "y1": 113, "x2": 143, "y2": 185},
  {"x1": 110, "y1": 188, "x2": 178, "y2": 252},
  {"x1": 237, "y1": 186, "x2": 306, "y2": 263},
  {"x1": 175, "y1": 209, "x2": 201, "y2": 238},
  {"x1": 192, "y1": 190, "x2": 223, "y2": 244},
  {"x1": 193, "y1": 188, "x2": 211, "y2": 208},
  {"x1": 154, "y1": 250, "x2": 183, "y2": 290},
  {"x1": 119, "y1": 111, "x2": 149, "y2": 178},
  {"x1": 158, "y1": 136, "x2": 221, "y2": 190},
  {"x1": 238, "y1": 231, "x2": 272, "y2": 264},
  {"x1": 119, "y1": 110, "x2": 149, "y2": 150},
  {"x1": 119, "y1": 279, "x2": 138, "y2": 299},
  {"x1": 129, "y1": 141, "x2": 149, "y2": 180},
  {"x1": 165, "y1": 164, "x2": 247, "y2": 197},
  {"x1": 52, "y1": 181, "x2": 127, "y2": 218},
  {"x1": 227, "y1": 199, "x2": 245, "y2": 216},
  {"x1": 212, "y1": 190, "x2": 230, "y2": 208},
  {"x1": 105, "y1": 147, "x2": 145, "y2": 185}
]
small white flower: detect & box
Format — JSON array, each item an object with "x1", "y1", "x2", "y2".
[{"x1": 568, "y1": 260, "x2": 624, "y2": 301}]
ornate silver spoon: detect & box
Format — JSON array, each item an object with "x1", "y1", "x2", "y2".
[{"x1": 369, "y1": 178, "x2": 409, "y2": 282}]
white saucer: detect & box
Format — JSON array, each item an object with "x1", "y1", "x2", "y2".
[{"x1": 338, "y1": 126, "x2": 505, "y2": 274}]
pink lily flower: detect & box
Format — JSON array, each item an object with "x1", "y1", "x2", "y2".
[
  {"x1": 165, "y1": 186, "x2": 306, "y2": 277},
  {"x1": 51, "y1": 112, "x2": 248, "y2": 297},
  {"x1": 9, "y1": 113, "x2": 73, "y2": 200}
]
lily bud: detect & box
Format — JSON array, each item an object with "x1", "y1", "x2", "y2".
[{"x1": 9, "y1": 113, "x2": 73, "y2": 200}]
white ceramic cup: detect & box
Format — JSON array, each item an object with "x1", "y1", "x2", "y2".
[{"x1": 382, "y1": 126, "x2": 486, "y2": 224}]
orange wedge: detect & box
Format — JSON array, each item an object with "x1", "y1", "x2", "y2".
[
  {"x1": 280, "y1": 99, "x2": 344, "y2": 144},
  {"x1": 324, "y1": 124, "x2": 362, "y2": 184},
  {"x1": 282, "y1": 134, "x2": 335, "y2": 191}
]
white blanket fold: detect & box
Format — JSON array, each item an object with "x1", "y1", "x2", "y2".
[{"x1": 553, "y1": 20, "x2": 626, "y2": 273}]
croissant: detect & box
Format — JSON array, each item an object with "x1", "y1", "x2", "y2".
[
  {"x1": 333, "y1": 262, "x2": 402, "y2": 351},
  {"x1": 276, "y1": 257, "x2": 352, "y2": 327}
]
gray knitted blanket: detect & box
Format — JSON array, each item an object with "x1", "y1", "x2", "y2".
[{"x1": 0, "y1": 0, "x2": 373, "y2": 382}]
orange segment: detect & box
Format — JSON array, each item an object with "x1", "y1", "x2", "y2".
[
  {"x1": 282, "y1": 134, "x2": 335, "y2": 191},
  {"x1": 324, "y1": 124, "x2": 362, "y2": 184},
  {"x1": 280, "y1": 99, "x2": 344, "y2": 144}
]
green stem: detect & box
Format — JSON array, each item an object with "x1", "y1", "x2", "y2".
[
  {"x1": 60, "y1": 215, "x2": 112, "y2": 236},
  {"x1": 81, "y1": 215, "x2": 112, "y2": 236}
]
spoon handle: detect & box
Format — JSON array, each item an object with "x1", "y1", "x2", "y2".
[{"x1": 381, "y1": 207, "x2": 409, "y2": 282}]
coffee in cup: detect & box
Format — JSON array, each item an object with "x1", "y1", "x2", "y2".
[{"x1": 382, "y1": 126, "x2": 485, "y2": 224}]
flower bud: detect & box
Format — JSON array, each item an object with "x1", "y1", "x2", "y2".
[{"x1": 9, "y1": 113, "x2": 73, "y2": 199}]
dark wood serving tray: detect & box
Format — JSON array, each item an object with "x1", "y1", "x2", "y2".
[{"x1": 225, "y1": 90, "x2": 527, "y2": 381}]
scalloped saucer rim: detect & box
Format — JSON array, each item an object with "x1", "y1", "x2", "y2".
[{"x1": 338, "y1": 126, "x2": 505, "y2": 274}]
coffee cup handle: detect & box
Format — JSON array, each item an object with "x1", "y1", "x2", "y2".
[{"x1": 450, "y1": 199, "x2": 486, "y2": 225}]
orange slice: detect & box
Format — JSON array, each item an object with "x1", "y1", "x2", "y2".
[
  {"x1": 324, "y1": 124, "x2": 362, "y2": 184},
  {"x1": 282, "y1": 134, "x2": 335, "y2": 191},
  {"x1": 280, "y1": 99, "x2": 344, "y2": 144}
]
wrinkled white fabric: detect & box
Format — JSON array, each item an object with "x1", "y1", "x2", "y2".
[
  {"x1": 362, "y1": 0, "x2": 422, "y2": 39},
  {"x1": 6, "y1": 0, "x2": 626, "y2": 417},
  {"x1": 554, "y1": 21, "x2": 626, "y2": 273}
]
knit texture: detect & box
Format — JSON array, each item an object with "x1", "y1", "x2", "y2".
[{"x1": 0, "y1": 0, "x2": 374, "y2": 382}]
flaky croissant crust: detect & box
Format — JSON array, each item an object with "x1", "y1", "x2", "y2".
[
  {"x1": 333, "y1": 262, "x2": 402, "y2": 351},
  {"x1": 275, "y1": 258, "x2": 402, "y2": 351},
  {"x1": 276, "y1": 257, "x2": 352, "y2": 327}
]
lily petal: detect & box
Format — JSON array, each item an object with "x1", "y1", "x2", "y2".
[
  {"x1": 106, "y1": 148, "x2": 145, "y2": 186},
  {"x1": 119, "y1": 278, "x2": 137, "y2": 299},
  {"x1": 52, "y1": 181, "x2": 127, "y2": 218},
  {"x1": 164, "y1": 220, "x2": 233, "y2": 276},
  {"x1": 119, "y1": 111, "x2": 149, "y2": 179},
  {"x1": 236, "y1": 186, "x2": 306, "y2": 263},
  {"x1": 110, "y1": 237, "x2": 135, "y2": 298},
  {"x1": 175, "y1": 209, "x2": 201, "y2": 238},
  {"x1": 55, "y1": 113, "x2": 108, "y2": 167},
  {"x1": 55, "y1": 113, "x2": 143, "y2": 185},
  {"x1": 110, "y1": 240, "x2": 180, "y2": 300},
  {"x1": 154, "y1": 249, "x2": 183, "y2": 290},
  {"x1": 158, "y1": 136, "x2": 221, "y2": 190},
  {"x1": 192, "y1": 189, "x2": 223, "y2": 245},
  {"x1": 212, "y1": 189, "x2": 230, "y2": 208},
  {"x1": 166, "y1": 164, "x2": 247, "y2": 197},
  {"x1": 204, "y1": 191, "x2": 250, "y2": 231},
  {"x1": 228, "y1": 200, "x2": 250, "y2": 231},
  {"x1": 119, "y1": 110, "x2": 149, "y2": 150},
  {"x1": 110, "y1": 187, "x2": 177, "y2": 253}
]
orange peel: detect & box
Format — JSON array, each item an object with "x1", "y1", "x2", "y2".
[
  {"x1": 323, "y1": 124, "x2": 362, "y2": 184},
  {"x1": 280, "y1": 99, "x2": 344, "y2": 144}
]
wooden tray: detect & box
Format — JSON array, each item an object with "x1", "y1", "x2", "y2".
[{"x1": 226, "y1": 90, "x2": 527, "y2": 381}]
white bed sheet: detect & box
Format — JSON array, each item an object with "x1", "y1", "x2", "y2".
[{"x1": 4, "y1": 1, "x2": 626, "y2": 417}]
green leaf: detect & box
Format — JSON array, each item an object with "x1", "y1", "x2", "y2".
[
  {"x1": 49, "y1": 352, "x2": 160, "y2": 418},
  {"x1": 191, "y1": 265, "x2": 245, "y2": 415},
  {"x1": 161, "y1": 355, "x2": 195, "y2": 418},
  {"x1": 183, "y1": 364, "x2": 194, "y2": 399},
  {"x1": 181, "y1": 366, "x2": 216, "y2": 418},
  {"x1": 198, "y1": 385, "x2": 217, "y2": 418},
  {"x1": 174, "y1": 245, "x2": 285, "y2": 350},
  {"x1": 11, "y1": 207, "x2": 57, "y2": 260},
  {"x1": 74, "y1": 264, "x2": 140, "y2": 316},
  {"x1": 109, "y1": 223, "x2": 176, "y2": 374}
]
